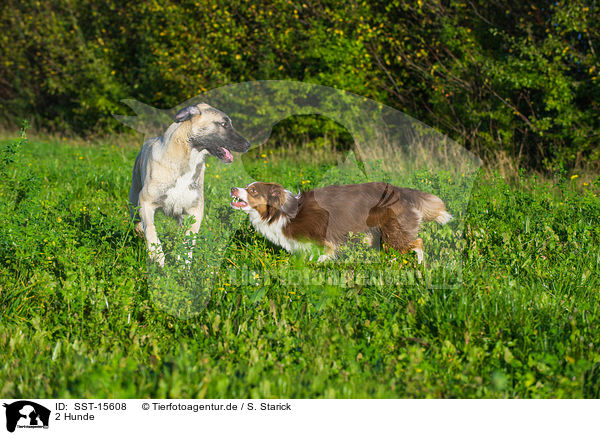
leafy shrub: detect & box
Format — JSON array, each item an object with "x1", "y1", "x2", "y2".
[{"x1": 1, "y1": 1, "x2": 598, "y2": 168}]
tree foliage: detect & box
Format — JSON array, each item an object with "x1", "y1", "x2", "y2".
[{"x1": 1, "y1": 0, "x2": 598, "y2": 168}]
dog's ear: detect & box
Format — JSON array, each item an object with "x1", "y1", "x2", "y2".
[
  {"x1": 280, "y1": 194, "x2": 299, "y2": 218},
  {"x1": 173, "y1": 105, "x2": 201, "y2": 123},
  {"x1": 268, "y1": 185, "x2": 286, "y2": 207},
  {"x1": 270, "y1": 186, "x2": 299, "y2": 217}
]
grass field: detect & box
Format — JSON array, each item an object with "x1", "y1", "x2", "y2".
[{"x1": 1, "y1": 130, "x2": 599, "y2": 398}]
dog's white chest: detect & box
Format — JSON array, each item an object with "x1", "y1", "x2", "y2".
[
  {"x1": 161, "y1": 150, "x2": 206, "y2": 217},
  {"x1": 248, "y1": 211, "x2": 310, "y2": 254}
]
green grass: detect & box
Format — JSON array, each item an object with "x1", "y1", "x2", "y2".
[{"x1": 1, "y1": 132, "x2": 599, "y2": 398}]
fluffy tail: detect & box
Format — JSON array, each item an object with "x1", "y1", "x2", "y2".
[{"x1": 415, "y1": 191, "x2": 452, "y2": 224}]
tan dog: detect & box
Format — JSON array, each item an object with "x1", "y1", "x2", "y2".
[{"x1": 130, "y1": 103, "x2": 250, "y2": 265}]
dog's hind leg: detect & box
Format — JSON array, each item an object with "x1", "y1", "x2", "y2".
[
  {"x1": 139, "y1": 202, "x2": 165, "y2": 266},
  {"x1": 129, "y1": 198, "x2": 145, "y2": 239},
  {"x1": 380, "y1": 220, "x2": 423, "y2": 264},
  {"x1": 128, "y1": 151, "x2": 144, "y2": 222},
  {"x1": 134, "y1": 221, "x2": 144, "y2": 238},
  {"x1": 317, "y1": 242, "x2": 337, "y2": 263},
  {"x1": 363, "y1": 228, "x2": 381, "y2": 249},
  {"x1": 408, "y1": 238, "x2": 423, "y2": 264}
]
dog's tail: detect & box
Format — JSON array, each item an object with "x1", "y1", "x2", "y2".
[
  {"x1": 415, "y1": 192, "x2": 452, "y2": 224},
  {"x1": 387, "y1": 185, "x2": 452, "y2": 225}
]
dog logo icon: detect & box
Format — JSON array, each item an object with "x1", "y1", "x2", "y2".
[{"x1": 3, "y1": 401, "x2": 50, "y2": 432}]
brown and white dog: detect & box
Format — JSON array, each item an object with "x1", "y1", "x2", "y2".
[
  {"x1": 230, "y1": 182, "x2": 452, "y2": 263},
  {"x1": 130, "y1": 103, "x2": 250, "y2": 265}
]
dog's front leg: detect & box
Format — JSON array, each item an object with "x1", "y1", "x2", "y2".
[
  {"x1": 317, "y1": 244, "x2": 337, "y2": 263},
  {"x1": 181, "y1": 206, "x2": 203, "y2": 264},
  {"x1": 140, "y1": 202, "x2": 165, "y2": 267}
]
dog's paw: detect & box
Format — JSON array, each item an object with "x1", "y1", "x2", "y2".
[
  {"x1": 151, "y1": 257, "x2": 165, "y2": 267},
  {"x1": 317, "y1": 254, "x2": 332, "y2": 263},
  {"x1": 150, "y1": 250, "x2": 165, "y2": 267},
  {"x1": 415, "y1": 249, "x2": 423, "y2": 264},
  {"x1": 134, "y1": 222, "x2": 145, "y2": 238}
]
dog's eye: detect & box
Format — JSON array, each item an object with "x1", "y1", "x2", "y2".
[{"x1": 220, "y1": 121, "x2": 229, "y2": 128}]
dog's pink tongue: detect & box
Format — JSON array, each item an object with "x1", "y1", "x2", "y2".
[{"x1": 221, "y1": 147, "x2": 233, "y2": 163}]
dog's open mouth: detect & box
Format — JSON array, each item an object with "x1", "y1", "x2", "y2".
[
  {"x1": 220, "y1": 147, "x2": 234, "y2": 163},
  {"x1": 230, "y1": 193, "x2": 247, "y2": 209}
]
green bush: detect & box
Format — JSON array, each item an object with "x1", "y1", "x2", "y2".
[{"x1": 1, "y1": 1, "x2": 598, "y2": 168}]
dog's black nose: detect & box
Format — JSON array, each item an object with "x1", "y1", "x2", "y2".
[{"x1": 230, "y1": 187, "x2": 237, "y2": 195}]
